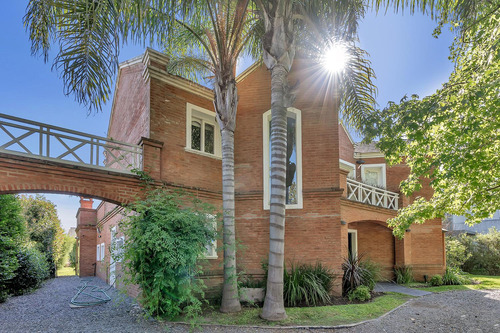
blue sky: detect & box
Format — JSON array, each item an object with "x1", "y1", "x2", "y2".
[{"x1": 0, "y1": 2, "x2": 454, "y2": 231}]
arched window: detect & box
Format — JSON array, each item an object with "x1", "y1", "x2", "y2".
[{"x1": 263, "y1": 108, "x2": 303, "y2": 209}]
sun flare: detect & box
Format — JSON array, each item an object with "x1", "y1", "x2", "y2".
[{"x1": 323, "y1": 44, "x2": 349, "y2": 74}]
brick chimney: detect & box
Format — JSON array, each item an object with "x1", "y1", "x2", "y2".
[{"x1": 75, "y1": 197, "x2": 97, "y2": 277}]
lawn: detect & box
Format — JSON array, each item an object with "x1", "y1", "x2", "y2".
[
  {"x1": 56, "y1": 266, "x2": 76, "y2": 277},
  {"x1": 411, "y1": 275, "x2": 500, "y2": 293},
  {"x1": 183, "y1": 293, "x2": 413, "y2": 327}
]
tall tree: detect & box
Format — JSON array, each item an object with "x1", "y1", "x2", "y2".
[
  {"x1": 166, "y1": 0, "x2": 261, "y2": 312},
  {"x1": 20, "y1": 194, "x2": 65, "y2": 277},
  {"x1": 253, "y1": 0, "x2": 376, "y2": 320},
  {"x1": 365, "y1": 0, "x2": 500, "y2": 237}
]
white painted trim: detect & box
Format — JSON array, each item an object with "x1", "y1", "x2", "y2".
[
  {"x1": 97, "y1": 244, "x2": 101, "y2": 261},
  {"x1": 185, "y1": 103, "x2": 221, "y2": 158},
  {"x1": 339, "y1": 159, "x2": 356, "y2": 178},
  {"x1": 348, "y1": 229, "x2": 358, "y2": 257},
  {"x1": 236, "y1": 61, "x2": 262, "y2": 83},
  {"x1": 354, "y1": 152, "x2": 386, "y2": 159},
  {"x1": 361, "y1": 163, "x2": 387, "y2": 188},
  {"x1": 263, "y1": 108, "x2": 303, "y2": 210}
]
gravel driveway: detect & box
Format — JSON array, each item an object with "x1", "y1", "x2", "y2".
[{"x1": 1, "y1": 277, "x2": 499, "y2": 333}]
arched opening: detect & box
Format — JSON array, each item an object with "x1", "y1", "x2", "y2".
[{"x1": 348, "y1": 220, "x2": 395, "y2": 280}]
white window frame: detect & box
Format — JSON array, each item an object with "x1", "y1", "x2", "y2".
[
  {"x1": 339, "y1": 159, "x2": 356, "y2": 179},
  {"x1": 100, "y1": 242, "x2": 105, "y2": 262},
  {"x1": 361, "y1": 163, "x2": 386, "y2": 188},
  {"x1": 348, "y1": 229, "x2": 358, "y2": 258},
  {"x1": 185, "y1": 103, "x2": 222, "y2": 159},
  {"x1": 115, "y1": 237, "x2": 124, "y2": 263},
  {"x1": 97, "y1": 244, "x2": 101, "y2": 261},
  {"x1": 263, "y1": 107, "x2": 303, "y2": 210},
  {"x1": 203, "y1": 215, "x2": 218, "y2": 259}
]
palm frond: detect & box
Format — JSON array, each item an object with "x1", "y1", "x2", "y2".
[{"x1": 167, "y1": 55, "x2": 213, "y2": 83}]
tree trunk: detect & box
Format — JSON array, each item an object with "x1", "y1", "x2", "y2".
[
  {"x1": 261, "y1": 63, "x2": 289, "y2": 321},
  {"x1": 216, "y1": 80, "x2": 241, "y2": 313}
]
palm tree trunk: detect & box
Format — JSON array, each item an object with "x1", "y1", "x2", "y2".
[
  {"x1": 261, "y1": 63, "x2": 289, "y2": 321},
  {"x1": 216, "y1": 81, "x2": 242, "y2": 313}
]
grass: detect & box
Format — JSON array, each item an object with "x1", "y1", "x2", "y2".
[
  {"x1": 56, "y1": 266, "x2": 76, "y2": 277},
  {"x1": 411, "y1": 275, "x2": 500, "y2": 293},
  {"x1": 181, "y1": 293, "x2": 412, "y2": 327}
]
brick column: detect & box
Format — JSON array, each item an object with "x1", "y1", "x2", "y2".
[
  {"x1": 76, "y1": 198, "x2": 97, "y2": 277},
  {"x1": 339, "y1": 169, "x2": 349, "y2": 198},
  {"x1": 139, "y1": 137, "x2": 164, "y2": 180}
]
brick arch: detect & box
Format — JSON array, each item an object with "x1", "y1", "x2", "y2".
[
  {"x1": 0, "y1": 153, "x2": 145, "y2": 206},
  {"x1": 348, "y1": 220, "x2": 395, "y2": 279}
]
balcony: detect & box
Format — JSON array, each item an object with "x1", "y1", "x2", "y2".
[{"x1": 346, "y1": 178, "x2": 399, "y2": 210}]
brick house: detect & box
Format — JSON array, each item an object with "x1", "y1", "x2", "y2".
[{"x1": 75, "y1": 48, "x2": 445, "y2": 295}]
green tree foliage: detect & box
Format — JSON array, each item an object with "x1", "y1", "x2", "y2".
[
  {"x1": 119, "y1": 188, "x2": 218, "y2": 319},
  {"x1": 20, "y1": 195, "x2": 65, "y2": 276},
  {"x1": 0, "y1": 195, "x2": 26, "y2": 302},
  {"x1": 364, "y1": 1, "x2": 500, "y2": 237}
]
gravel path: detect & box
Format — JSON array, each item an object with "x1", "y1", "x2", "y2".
[
  {"x1": 0, "y1": 276, "x2": 164, "y2": 333},
  {"x1": 1, "y1": 277, "x2": 499, "y2": 333}
]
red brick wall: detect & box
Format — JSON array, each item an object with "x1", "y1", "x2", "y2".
[{"x1": 339, "y1": 124, "x2": 355, "y2": 164}]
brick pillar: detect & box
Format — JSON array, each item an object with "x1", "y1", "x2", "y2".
[
  {"x1": 394, "y1": 229, "x2": 412, "y2": 268},
  {"x1": 76, "y1": 197, "x2": 97, "y2": 277},
  {"x1": 139, "y1": 137, "x2": 164, "y2": 180}
]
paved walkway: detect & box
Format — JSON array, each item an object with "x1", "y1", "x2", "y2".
[{"x1": 373, "y1": 282, "x2": 433, "y2": 296}]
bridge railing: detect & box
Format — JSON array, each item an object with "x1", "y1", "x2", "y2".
[
  {"x1": 0, "y1": 113, "x2": 142, "y2": 173},
  {"x1": 346, "y1": 178, "x2": 399, "y2": 210}
]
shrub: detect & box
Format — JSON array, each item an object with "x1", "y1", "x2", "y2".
[
  {"x1": 348, "y1": 285, "x2": 371, "y2": 302},
  {"x1": 445, "y1": 236, "x2": 471, "y2": 269},
  {"x1": 359, "y1": 259, "x2": 382, "y2": 291},
  {"x1": 342, "y1": 253, "x2": 379, "y2": 296},
  {"x1": 429, "y1": 274, "x2": 443, "y2": 286},
  {"x1": 394, "y1": 265, "x2": 414, "y2": 284},
  {"x1": 443, "y1": 267, "x2": 471, "y2": 285},
  {"x1": 283, "y1": 262, "x2": 334, "y2": 307},
  {"x1": 458, "y1": 229, "x2": 500, "y2": 275},
  {"x1": 120, "y1": 188, "x2": 218, "y2": 319},
  {"x1": 9, "y1": 245, "x2": 50, "y2": 295}
]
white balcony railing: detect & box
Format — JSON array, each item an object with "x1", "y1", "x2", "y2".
[
  {"x1": 346, "y1": 178, "x2": 399, "y2": 210},
  {"x1": 0, "y1": 113, "x2": 142, "y2": 173}
]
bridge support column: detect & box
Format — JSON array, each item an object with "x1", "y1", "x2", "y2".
[
  {"x1": 76, "y1": 198, "x2": 97, "y2": 277},
  {"x1": 139, "y1": 137, "x2": 164, "y2": 180}
]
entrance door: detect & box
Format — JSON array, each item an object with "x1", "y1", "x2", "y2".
[{"x1": 348, "y1": 229, "x2": 358, "y2": 257}]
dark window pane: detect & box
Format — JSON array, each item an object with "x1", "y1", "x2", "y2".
[
  {"x1": 191, "y1": 121, "x2": 201, "y2": 151},
  {"x1": 204, "y1": 123, "x2": 214, "y2": 154},
  {"x1": 286, "y1": 117, "x2": 297, "y2": 204}
]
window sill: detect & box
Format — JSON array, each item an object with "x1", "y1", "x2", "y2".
[
  {"x1": 184, "y1": 147, "x2": 222, "y2": 160},
  {"x1": 263, "y1": 203, "x2": 303, "y2": 210}
]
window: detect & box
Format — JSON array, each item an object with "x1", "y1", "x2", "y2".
[
  {"x1": 348, "y1": 229, "x2": 358, "y2": 257},
  {"x1": 186, "y1": 103, "x2": 221, "y2": 158},
  {"x1": 116, "y1": 237, "x2": 125, "y2": 263},
  {"x1": 340, "y1": 159, "x2": 356, "y2": 179},
  {"x1": 97, "y1": 244, "x2": 101, "y2": 261},
  {"x1": 204, "y1": 215, "x2": 218, "y2": 259},
  {"x1": 263, "y1": 108, "x2": 303, "y2": 210},
  {"x1": 100, "y1": 243, "x2": 105, "y2": 261},
  {"x1": 361, "y1": 164, "x2": 386, "y2": 187}
]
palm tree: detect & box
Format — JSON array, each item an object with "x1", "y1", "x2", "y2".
[
  {"x1": 23, "y1": 0, "x2": 260, "y2": 313},
  {"x1": 166, "y1": 0, "x2": 261, "y2": 313},
  {"x1": 252, "y1": 0, "x2": 377, "y2": 321}
]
